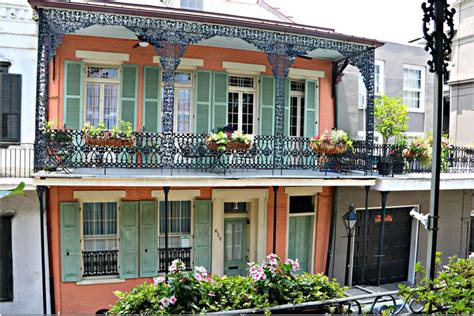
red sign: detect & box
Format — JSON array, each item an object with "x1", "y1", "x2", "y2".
[{"x1": 375, "y1": 214, "x2": 393, "y2": 223}]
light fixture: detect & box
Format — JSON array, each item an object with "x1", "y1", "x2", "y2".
[
  {"x1": 139, "y1": 41, "x2": 149, "y2": 48},
  {"x1": 232, "y1": 202, "x2": 239, "y2": 212},
  {"x1": 342, "y1": 203, "x2": 358, "y2": 235}
]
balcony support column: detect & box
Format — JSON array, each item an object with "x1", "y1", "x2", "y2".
[
  {"x1": 266, "y1": 46, "x2": 296, "y2": 170},
  {"x1": 163, "y1": 186, "x2": 170, "y2": 277}
]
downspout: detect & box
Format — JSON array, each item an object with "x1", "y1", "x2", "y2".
[
  {"x1": 325, "y1": 63, "x2": 340, "y2": 276},
  {"x1": 36, "y1": 186, "x2": 48, "y2": 314}
]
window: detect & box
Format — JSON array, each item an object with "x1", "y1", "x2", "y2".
[
  {"x1": 82, "y1": 202, "x2": 118, "y2": 277},
  {"x1": 289, "y1": 196, "x2": 314, "y2": 214},
  {"x1": 84, "y1": 65, "x2": 120, "y2": 129},
  {"x1": 180, "y1": 0, "x2": 203, "y2": 10},
  {"x1": 162, "y1": 71, "x2": 193, "y2": 133},
  {"x1": 159, "y1": 201, "x2": 191, "y2": 248},
  {"x1": 290, "y1": 80, "x2": 305, "y2": 137},
  {"x1": 224, "y1": 202, "x2": 249, "y2": 213},
  {"x1": 228, "y1": 75, "x2": 256, "y2": 134},
  {"x1": 403, "y1": 65, "x2": 425, "y2": 110},
  {"x1": 375, "y1": 60, "x2": 384, "y2": 95},
  {"x1": 358, "y1": 74, "x2": 367, "y2": 109},
  {"x1": 0, "y1": 216, "x2": 13, "y2": 301}
]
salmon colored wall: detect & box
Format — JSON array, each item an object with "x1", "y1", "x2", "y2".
[
  {"x1": 49, "y1": 185, "x2": 332, "y2": 313},
  {"x1": 50, "y1": 35, "x2": 334, "y2": 132}
]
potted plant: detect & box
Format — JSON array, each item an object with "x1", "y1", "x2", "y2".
[
  {"x1": 309, "y1": 129, "x2": 353, "y2": 155},
  {"x1": 206, "y1": 125, "x2": 253, "y2": 151},
  {"x1": 43, "y1": 119, "x2": 72, "y2": 144},
  {"x1": 390, "y1": 136, "x2": 407, "y2": 174},
  {"x1": 374, "y1": 95, "x2": 408, "y2": 175},
  {"x1": 402, "y1": 136, "x2": 431, "y2": 166},
  {"x1": 83, "y1": 120, "x2": 134, "y2": 147}
]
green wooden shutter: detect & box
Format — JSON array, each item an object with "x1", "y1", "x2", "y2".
[
  {"x1": 121, "y1": 65, "x2": 138, "y2": 129},
  {"x1": 304, "y1": 79, "x2": 319, "y2": 137},
  {"x1": 60, "y1": 202, "x2": 81, "y2": 282},
  {"x1": 0, "y1": 74, "x2": 22, "y2": 143},
  {"x1": 195, "y1": 70, "x2": 212, "y2": 133},
  {"x1": 259, "y1": 75, "x2": 275, "y2": 135},
  {"x1": 284, "y1": 78, "x2": 290, "y2": 136},
  {"x1": 193, "y1": 200, "x2": 212, "y2": 271},
  {"x1": 212, "y1": 71, "x2": 228, "y2": 130},
  {"x1": 119, "y1": 201, "x2": 138, "y2": 279},
  {"x1": 139, "y1": 201, "x2": 158, "y2": 277},
  {"x1": 64, "y1": 61, "x2": 83, "y2": 129},
  {"x1": 143, "y1": 66, "x2": 161, "y2": 132}
]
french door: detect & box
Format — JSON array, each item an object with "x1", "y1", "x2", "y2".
[
  {"x1": 228, "y1": 92, "x2": 255, "y2": 134},
  {"x1": 290, "y1": 95, "x2": 305, "y2": 137},
  {"x1": 84, "y1": 83, "x2": 119, "y2": 129}
]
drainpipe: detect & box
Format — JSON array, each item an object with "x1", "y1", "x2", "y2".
[
  {"x1": 164, "y1": 186, "x2": 170, "y2": 277},
  {"x1": 272, "y1": 186, "x2": 278, "y2": 254},
  {"x1": 376, "y1": 191, "x2": 389, "y2": 286},
  {"x1": 36, "y1": 185, "x2": 48, "y2": 314},
  {"x1": 325, "y1": 187, "x2": 337, "y2": 276}
]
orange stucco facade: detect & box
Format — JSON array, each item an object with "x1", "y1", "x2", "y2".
[
  {"x1": 48, "y1": 35, "x2": 334, "y2": 133},
  {"x1": 48, "y1": 185, "x2": 333, "y2": 313}
]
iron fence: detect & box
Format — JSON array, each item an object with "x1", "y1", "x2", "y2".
[
  {"x1": 0, "y1": 143, "x2": 34, "y2": 178},
  {"x1": 158, "y1": 247, "x2": 192, "y2": 272},
  {"x1": 82, "y1": 250, "x2": 119, "y2": 277}
]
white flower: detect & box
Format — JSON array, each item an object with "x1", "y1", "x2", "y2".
[{"x1": 153, "y1": 276, "x2": 165, "y2": 285}]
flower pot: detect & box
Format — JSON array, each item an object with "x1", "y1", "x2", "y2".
[
  {"x1": 85, "y1": 134, "x2": 134, "y2": 147},
  {"x1": 226, "y1": 141, "x2": 251, "y2": 151},
  {"x1": 392, "y1": 156, "x2": 405, "y2": 174},
  {"x1": 377, "y1": 158, "x2": 392, "y2": 176},
  {"x1": 309, "y1": 142, "x2": 348, "y2": 155},
  {"x1": 205, "y1": 140, "x2": 222, "y2": 151}
]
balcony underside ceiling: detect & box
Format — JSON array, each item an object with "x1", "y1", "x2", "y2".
[{"x1": 74, "y1": 25, "x2": 344, "y2": 60}]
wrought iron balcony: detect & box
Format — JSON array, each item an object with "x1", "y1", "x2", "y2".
[
  {"x1": 82, "y1": 250, "x2": 119, "y2": 277},
  {"x1": 0, "y1": 143, "x2": 34, "y2": 178},
  {"x1": 158, "y1": 247, "x2": 192, "y2": 272},
  {"x1": 43, "y1": 130, "x2": 367, "y2": 174}
]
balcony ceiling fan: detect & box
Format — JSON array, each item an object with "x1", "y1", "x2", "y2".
[{"x1": 133, "y1": 34, "x2": 149, "y2": 48}]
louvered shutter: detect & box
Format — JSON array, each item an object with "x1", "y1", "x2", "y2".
[
  {"x1": 60, "y1": 202, "x2": 81, "y2": 282},
  {"x1": 304, "y1": 79, "x2": 319, "y2": 137},
  {"x1": 212, "y1": 72, "x2": 228, "y2": 130},
  {"x1": 64, "y1": 61, "x2": 83, "y2": 129},
  {"x1": 143, "y1": 66, "x2": 161, "y2": 132},
  {"x1": 0, "y1": 74, "x2": 21, "y2": 143},
  {"x1": 119, "y1": 201, "x2": 138, "y2": 279},
  {"x1": 284, "y1": 79, "x2": 290, "y2": 136},
  {"x1": 121, "y1": 65, "x2": 138, "y2": 129},
  {"x1": 195, "y1": 70, "x2": 212, "y2": 133},
  {"x1": 193, "y1": 200, "x2": 212, "y2": 271},
  {"x1": 259, "y1": 75, "x2": 275, "y2": 135},
  {"x1": 139, "y1": 201, "x2": 158, "y2": 277}
]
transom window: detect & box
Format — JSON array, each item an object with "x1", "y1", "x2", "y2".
[
  {"x1": 228, "y1": 75, "x2": 256, "y2": 134},
  {"x1": 82, "y1": 202, "x2": 118, "y2": 251},
  {"x1": 84, "y1": 64, "x2": 120, "y2": 129},
  {"x1": 403, "y1": 65, "x2": 425, "y2": 109},
  {"x1": 159, "y1": 201, "x2": 191, "y2": 248},
  {"x1": 290, "y1": 80, "x2": 305, "y2": 137},
  {"x1": 224, "y1": 202, "x2": 249, "y2": 213}
]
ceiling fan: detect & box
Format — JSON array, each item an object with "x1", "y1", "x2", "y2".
[{"x1": 133, "y1": 34, "x2": 149, "y2": 48}]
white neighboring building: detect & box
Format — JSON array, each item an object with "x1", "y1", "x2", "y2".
[{"x1": 0, "y1": 0, "x2": 50, "y2": 314}]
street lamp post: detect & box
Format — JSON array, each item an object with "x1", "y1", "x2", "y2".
[{"x1": 343, "y1": 204, "x2": 358, "y2": 286}]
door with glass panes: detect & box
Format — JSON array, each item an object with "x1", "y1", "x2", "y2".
[
  {"x1": 289, "y1": 81, "x2": 305, "y2": 137},
  {"x1": 83, "y1": 65, "x2": 120, "y2": 128},
  {"x1": 228, "y1": 76, "x2": 256, "y2": 134}
]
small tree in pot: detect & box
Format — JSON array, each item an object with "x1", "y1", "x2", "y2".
[{"x1": 374, "y1": 96, "x2": 408, "y2": 175}]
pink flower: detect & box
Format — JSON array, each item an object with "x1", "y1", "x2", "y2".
[
  {"x1": 266, "y1": 253, "x2": 279, "y2": 266},
  {"x1": 208, "y1": 291, "x2": 216, "y2": 297},
  {"x1": 194, "y1": 273, "x2": 203, "y2": 281},
  {"x1": 160, "y1": 297, "x2": 170, "y2": 308},
  {"x1": 153, "y1": 276, "x2": 165, "y2": 285},
  {"x1": 169, "y1": 295, "x2": 177, "y2": 305}
]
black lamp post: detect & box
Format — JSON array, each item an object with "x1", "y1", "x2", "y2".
[{"x1": 343, "y1": 204, "x2": 358, "y2": 286}]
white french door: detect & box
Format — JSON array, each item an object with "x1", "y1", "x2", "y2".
[
  {"x1": 289, "y1": 94, "x2": 305, "y2": 137},
  {"x1": 227, "y1": 91, "x2": 255, "y2": 134}
]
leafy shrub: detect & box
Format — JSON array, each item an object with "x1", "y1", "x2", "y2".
[
  {"x1": 109, "y1": 254, "x2": 345, "y2": 314},
  {"x1": 399, "y1": 254, "x2": 474, "y2": 314}
]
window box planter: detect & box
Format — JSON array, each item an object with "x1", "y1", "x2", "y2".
[
  {"x1": 84, "y1": 134, "x2": 134, "y2": 148},
  {"x1": 309, "y1": 129, "x2": 353, "y2": 155}
]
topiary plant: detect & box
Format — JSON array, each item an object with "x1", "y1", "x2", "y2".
[{"x1": 374, "y1": 95, "x2": 408, "y2": 147}]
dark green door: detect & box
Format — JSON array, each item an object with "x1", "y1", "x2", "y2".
[
  {"x1": 287, "y1": 215, "x2": 314, "y2": 273},
  {"x1": 223, "y1": 218, "x2": 248, "y2": 276}
]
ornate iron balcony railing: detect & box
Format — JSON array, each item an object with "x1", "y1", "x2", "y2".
[
  {"x1": 158, "y1": 247, "x2": 192, "y2": 273},
  {"x1": 44, "y1": 130, "x2": 366, "y2": 173},
  {"x1": 82, "y1": 250, "x2": 119, "y2": 277}
]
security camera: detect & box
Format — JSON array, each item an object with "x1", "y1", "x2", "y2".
[{"x1": 410, "y1": 209, "x2": 429, "y2": 229}]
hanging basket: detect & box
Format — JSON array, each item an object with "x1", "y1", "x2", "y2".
[{"x1": 85, "y1": 134, "x2": 134, "y2": 147}]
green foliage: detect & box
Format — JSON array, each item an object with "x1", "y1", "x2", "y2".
[
  {"x1": 109, "y1": 255, "x2": 345, "y2": 314},
  {"x1": 42, "y1": 119, "x2": 72, "y2": 143},
  {"x1": 374, "y1": 96, "x2": 408, "y2": 144},
  {"x1": 82, "y1": 121, "x2": 133, "y2": 139},
  {"x1": 0, "y1": 182, "x2": 26, "y2": 200},
  {"x1": 398, "y1": 255, "x2": 474, "y2": 314}
]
